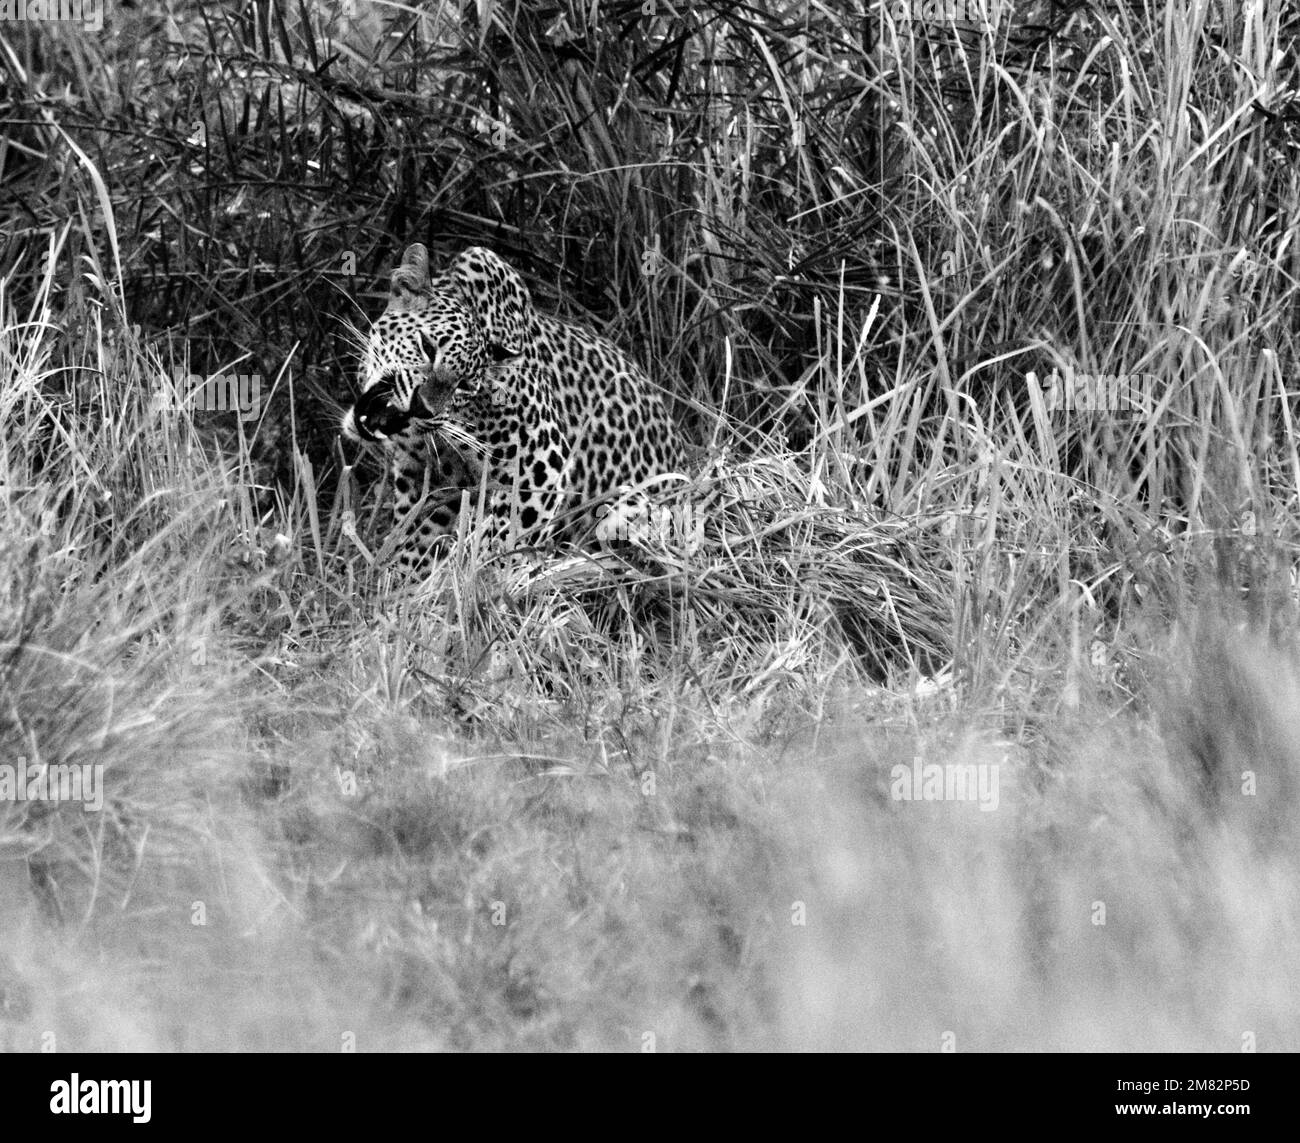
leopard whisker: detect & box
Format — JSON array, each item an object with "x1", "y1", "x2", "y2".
[
  {"x1": 439, "y1": 419, "x2": 488, "y2": 457},
  {"x1": 337, "y1": 317, "x2": 370, "y2": 361}
]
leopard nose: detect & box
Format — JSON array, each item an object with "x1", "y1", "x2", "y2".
[
  {"x1": 409, "y1": 380, "x2": 453, "y2": 420},
  {"x1": 408, "y1": 386, "x2": 433, "y2": 419}
]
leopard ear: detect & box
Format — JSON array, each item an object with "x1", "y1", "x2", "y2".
[
  {"x1": 449, "y1": 246, "x2": 531, "y2": 358},
  {"x1": 385, "y1": 243, "x2": 432, "y2": 313}
]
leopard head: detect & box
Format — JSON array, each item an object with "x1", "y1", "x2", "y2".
[{"x1": 341, "y1": 243, "x2": 532, "y2": 442}]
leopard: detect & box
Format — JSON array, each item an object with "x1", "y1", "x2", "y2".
[{"x1": 341, "y1": 243, "x2": 682, "y2": 573}]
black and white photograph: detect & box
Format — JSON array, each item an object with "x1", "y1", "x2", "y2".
[{"x1": 0, "y1": 0, "x2": 1293, "y2": 1107}]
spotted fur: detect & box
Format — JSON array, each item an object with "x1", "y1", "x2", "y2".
[{"x1": 341, "y1": 244, "x2": 680, "y2": 572}]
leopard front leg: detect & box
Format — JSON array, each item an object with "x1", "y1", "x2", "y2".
[{"x1": 385, "y1": 433, "x2": 471, "y2": 573}]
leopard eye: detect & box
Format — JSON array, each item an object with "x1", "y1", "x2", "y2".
[{"x1": 419, "y1": 331, "x2": 439, "y2": 362}]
